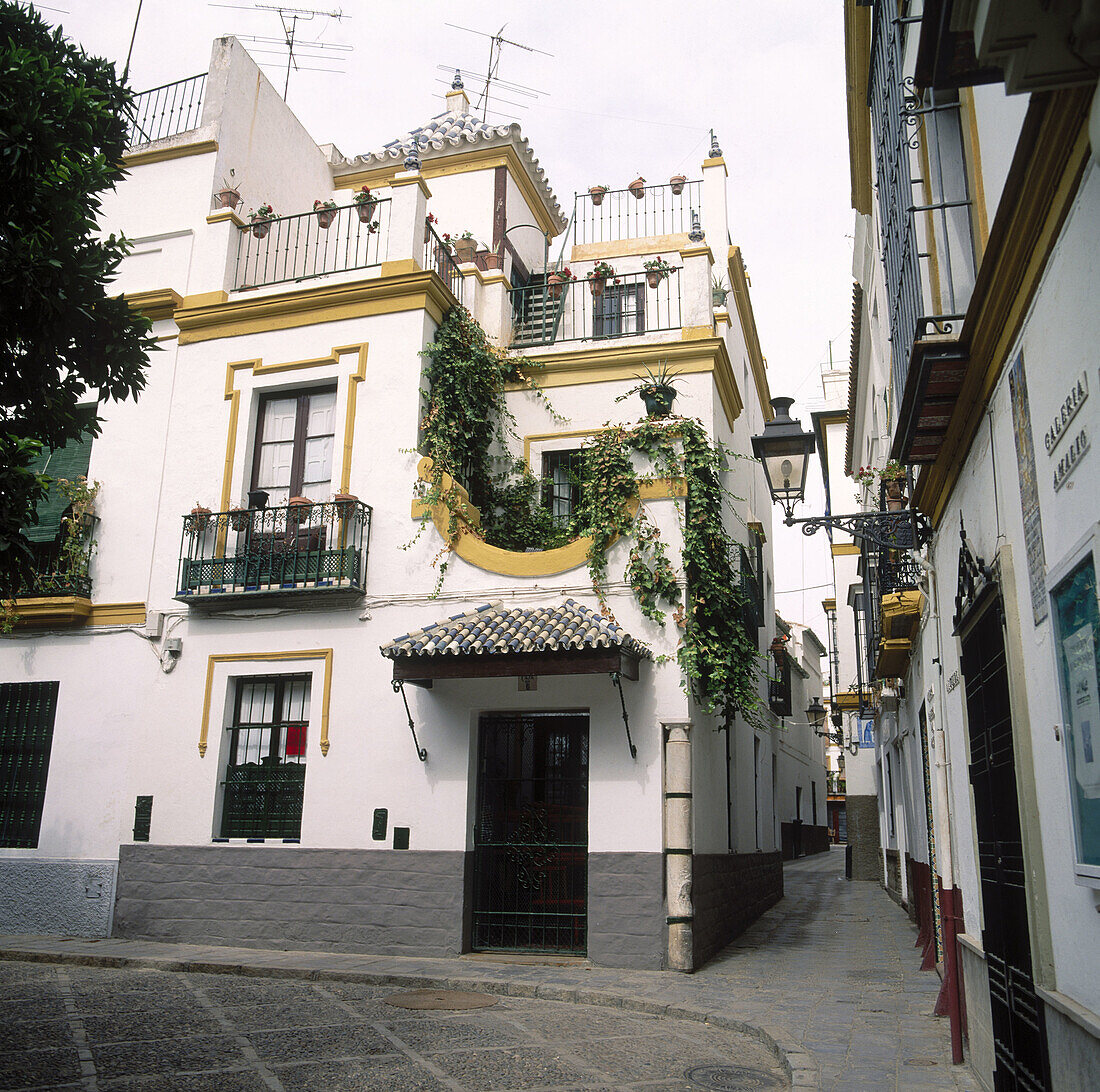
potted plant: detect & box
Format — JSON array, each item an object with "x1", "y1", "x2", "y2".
[
  {"x1": 589, "y1": 184, "x2": 610, "y2": 206},
  {"x1": 616, "y1": 360, "x2": 684, "y2": 417},
  {"x1": 248, "y1": 204, "x2": 276, "y2": 239},
  {"x1": 878, "y1": 460, "x2": 908, "y2": 509},
  {"x1": 185, "y1": 503, "x2": 212, "y2": 534},
  {"x1": 314, "y1": 199, "x2": 338, "y2": 229},
  {"x1": 643, "y1": 256, "x2": 674, "y2": 288},
  {"x1": 587, "y1": 260, "x2": 615, "y2": 297},
  {"x1": 853, "y1": 465, "x2": 876, "y2": 504},
  {"x1": 286, "y1": 496, "x2": 313, "y2": 527},
  {"x1": 214, "y1": 176, "x2": 241, "y2": 210},
  {"x1": 228, "y1": 503, "x2": 252, "y2": 532},
  {"x1": 423, "y1": 212, "x2": 438, "y2": 243},
  {"x1": 547, "y1": 267, "x2": 575, "y2": 299},
  {"x1": 332, "y1": 492, "x2": 359, "y2": 519},
  {"x1": 628, "y1": 176, "x2": 646, "y2": 200},
  {"x1": 711, "y1": 275, "x2": 729, "y2": 307},
  {"x1": 669, "y1": 174, "x2": 687, "y2": 195},
  {"x1": 57, "y1": 476, "x2": 100, "y2": 532},
  {"x1": 453, "y1": 231, "x2": 477, "y2": 264},
  {"x1": 352, "y1": 185, "x2": 377, "y2": 223}
]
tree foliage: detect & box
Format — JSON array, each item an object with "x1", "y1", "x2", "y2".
[{"x1": 0, "y1": 2, "x2": 155, "y2": 585}]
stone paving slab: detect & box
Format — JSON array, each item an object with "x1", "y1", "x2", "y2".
[{"x1": 0, "y1": 847, "x2": 982, "y2": 1090}]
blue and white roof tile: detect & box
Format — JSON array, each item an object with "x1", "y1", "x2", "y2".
[{"x1": 381, "y1": 600, "x2": 650, "y2": 660}]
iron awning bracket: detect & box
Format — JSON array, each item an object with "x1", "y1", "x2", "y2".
[
  {"x1": 610, "y1": 670, "x2": 637, "y2": 759},
  {"x1": 392, "y1": 679, "x2": 427, "y2": 762}
]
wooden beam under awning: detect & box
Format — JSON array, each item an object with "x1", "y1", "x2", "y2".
[{"x1": 390, "y1": 648, "x2": 642, "y2": 687}]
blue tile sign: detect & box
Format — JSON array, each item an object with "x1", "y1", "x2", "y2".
[{"x1": 858, "y1": 719, "x2": 875, "y2": 748}]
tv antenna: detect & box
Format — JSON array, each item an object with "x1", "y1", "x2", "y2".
[
  {"x1": 444, "y1": 23, "x2": 552, "y2": 120},
  {"x1": 210, "y1": 3, "x2": 350, "y2": 99}
]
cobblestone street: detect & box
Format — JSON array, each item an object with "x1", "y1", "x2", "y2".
[{"x1": 0, "y1": 849, "x2": 981, "y2": 1090}]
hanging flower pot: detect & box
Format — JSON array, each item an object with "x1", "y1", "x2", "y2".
[
  {"x1": 314, "y1": 201, "x2": 338, "y2": 229},
  {"x1": 646, "y1": 271, "x2": 662, "y2": 289},
  {"x1": 669, "y1": 174, "x2": 686, "y2": 195},
  {"x1": 628, "y1": 177, "x2": 646, "y2": 200},
  {"x1": 453, "y1": 237, "x2": 477, "y2": 264},
  {"x1": 215, "y1": 187, "x2": 241, "y2": 210},
  {"x1": 588, "y1": 262, "x2": 614, "y2": 298},
  {"x1": 355, "y1": 200, "x2": 377, "y2": 223},
  {"x1": 249, "y1": 204, "x2": 275, "y2": 239},
  {"x1": 286, "y1": 496, "x2": 313, "y2": 527},
  {"x1": 332, "y1": 493, "x2": 358, "y2": 520},
  {"x1": 185, "y1": 505, "x2": 212, "y2": 535},
  {"x1": 884, "y1": 480, "x2": 906, "y2": 511},
  {"x1": 589, "y1": 275, "x2": 606, "y2": 298},
  {"x1": 589, "y1": 185, "x2": 608, "y2": 206},
  {"x1": 548, "y1": 273, "x2": 566, "y2": 299},
  {"x1": 423, "y1": 213, "x2": 437, "y2": 243},
  {"x1": 251, "y1": 220, "x2": 271, "y2": 239},
  {"x1": 640, "y1": 384, "x2": 677, "y2": 417},
  {"x1": 228, "y1": 507, "x2": 251, "y2": 532}
]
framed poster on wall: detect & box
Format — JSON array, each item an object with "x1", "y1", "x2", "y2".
[{"x1": 1049, "y1": 523, "x2": 1100, "y2": 887}]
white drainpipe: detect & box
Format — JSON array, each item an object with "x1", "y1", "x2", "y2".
[{"x1": 663, "y1": 720, "x2": 694, "y2": 972}]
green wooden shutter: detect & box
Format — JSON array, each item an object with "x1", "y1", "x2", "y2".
[
  {"x1": 0, "y1": 682, "x2": 60, "y2": 848},
  {"x1": 22, "y1": 432, "x2": 94, "y2": 544}
]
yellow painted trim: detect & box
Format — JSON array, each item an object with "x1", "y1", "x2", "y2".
[
  {"x1": 513, "y1": 338, "x2": 743, "y2": 431},
  {"x1": 336, "y1": 145, "x2": 563, "y2": 237},
  {"x1": 728, "y1": 246, "x2": 773, "y2": 419},
  {"x1": 960, "y1": 87, "x2": 990, "y2": 259},
  {"x1": 389, "y1": 173, "x2": 433, "y2": 199},
  {"x1": 523, "y1": 428, "x2": 604, "y2": 468},
  {"x1": 570, "y1": 234, "x2": 691, "y2": 263},
  {"x1": 337, "y1": 343, "x2": 368, "y2": 493},
  {"x1": 122, "y1": 138, "x2": 217, "y2": 168},
  {"x1": 87, "y1": 602, "x2": 147, "y2": 626},
  {"x1": 681, "y1": 324, "x2": 714, "y2": 341},
  {"x1": 844, "y1": 0, "x2": 873, "y2": 215},
  {"x1": 380, "y1": 259, "x2": 420, "y2": 277},
  {"x1": 831, "y1": 543, "x2": 861, "y2": 556},
  {"x1": 206, "y1": 209, "x2": 245, "y2": 227},
  {"x1": 679, "y1": 245, "x2": 714, "y2": 262},
  {"x1": 714, "y1": 308, "x2": 731, "y2": 326},
  {"x1": 833, "y1": 690, "x2": 862, "y2": 710},
  {"x1": 10, "y1": 596, "x2": 92, "y2": 627},
  {"x1": 748, "y1": 520, "x2": 766, "y2": 544},
  {"x1": 822, "y1": 597, "x2": 837, "y2": 612},
  {"x1": 176, "y1": 271, "x2": 454, "y2": 345},
  {"x1": 124, "y1": 288, "x2": 183, "y2": 323},
  {"x1": 702, "y1": 157, "x2": 728, "y2": 174},
  {"x1": 639, "y1": 478, "x2": 687, "y2": 499},
  {"x1": 199, "y1": 649, "x2": 334, "y2": 758}
]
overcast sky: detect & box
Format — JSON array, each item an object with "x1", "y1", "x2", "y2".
[{"x1": 36, "y1": 0, "x2": 849, "y2": 643}]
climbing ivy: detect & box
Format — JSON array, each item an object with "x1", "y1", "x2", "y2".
[{"x1": 415, "y1": 306, "x2": 765, "y2": 724}]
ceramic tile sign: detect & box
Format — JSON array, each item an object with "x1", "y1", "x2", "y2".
[
  {"x1": 1008, "y1": 352, "x2": 1048, "y2": 625},
  {"x1": 1053, "y1": 428, "x2": 1090, "y2": 492},
  {"x1": 1044, "y1": 371, "x2": 1088, "y2": 455}
]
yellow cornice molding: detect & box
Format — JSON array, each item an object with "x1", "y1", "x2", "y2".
[
  {"x1": 523, "y1": 427, "x2": 604, "y2": 467},
  {"x1": 681, "y1": 324, "x2": 714, "y2": 340},
  {"x1": 335, "y1": 144, "x2": 563, "y2": 237},
  {"x1": 833, "y1": 690, "x2": 863, "y2": 710},
  {"x1": 844, "y1": 0, "x2": 873, "y2": 215},
  {"x1": 822, "y1": 597, "x2": 837, "y2": 612},
  {"x1": 815, "y1": 409, "x2": 848, "y2": 426},
  {"x1": 199, "y1": 649, "x2": 334, "y2": 758},
  {"x1": 511, "y1": 338, "x2": 743, "y2": 430},
  {"x1": 728, "y1": 246, "x2": 773, "y2": 419},
  {"x1": 389, "y1": 172, "x2": 433, "y2": 199},
  {"x1": 122, "y1": 138, "x2": 218, "y2": 168},
  {"x1": 411, "y1": 457, "x2": 683, "y2": 579},
  {"x1": 206, "y1": 209, "x2": 245, "y2": 227},
  {"x1": 479, "y1": 270, "x2": 512, "y2": 290},
  {"x1": 88, "y1": 602, "x2": 146, "y2": 626},
  {"x1": 702, "y1": 156, "x2": 728, "y2": 174},
  {"x1": 915, "y1": 88, "x2": 1093, "y2": 528},
  {"x1": 571, "y1": 233, "x2": 690, "y2": 263},
  {"x1": 831, "y1": 543, "x2": 860, "y2": 556},
  {"x1": 124, "y1": 288, "x2": 182, "y2": 323},
  {"x1": 748, "y1": 520, "x2": 766, "y2": 544},
  {"x1": 679, "y1": 245, "x2": 714, "y2": 262},
  {"x1": 176, "y1": 271, "x2": 455, "y2": 345},
  {"x1": 10, "y1": 596, "x2": 92, "y2": 627}
]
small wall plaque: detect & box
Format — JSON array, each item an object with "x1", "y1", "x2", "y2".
[
  {"x1": 393, "y1": 827, "x2": 410, "y2": 850},
  {"x1": 372, "y1": 808, "x2": 388, "y2": 841},
  {"x1": 1044, "y1": 372, "x2": 1088, "y2": 455},
  {"x1": 1053, "y1": 427, "x2": 1090, "y2": 492}
]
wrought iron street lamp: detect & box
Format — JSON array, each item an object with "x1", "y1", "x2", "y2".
[
  {"x1": 806, "y1": 694, "x2": 860, "y2": 756},
  {"x1": 750, "y1": 395, "x2": 933, "y2": 551}
]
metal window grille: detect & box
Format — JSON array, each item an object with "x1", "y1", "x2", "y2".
[
  {"x1": 541, "y1": 449, "x2": 583, "y2": 525},
  {"x1": 0, "y1": 682, "x2": 60, "y2": 848},
  {"x1": 593, "y1": 283, "x2": 645, "y2": 339},
  {"x1": 219, "y1": 674, "x2": 310, "y2": 839}
]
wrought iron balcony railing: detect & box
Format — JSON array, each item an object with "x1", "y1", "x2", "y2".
[
  {"x1": 510, "y1": 268, "x2": 682, "y2": 348},
  {"x1": 737, "y1": 543, "x2": 763, "y2": 636},
  {"x1": 572, "y1": 180, "x2": 702, "y2": 247},
  {"x1": 175, "y1": 499, "x2": 371, "y2": 608},
  {"x1": 127, "y1": 74, "x2": 206, "y2": 147},
  {"x1": 233, "y1": 199, "x2": 391, "y2": 291},
  {"x1": 422, "y1": 222, "x2": 464, "y2": 299},
  {"x1": 4, "y1": 528, "x2": 95, "y2": 601}
]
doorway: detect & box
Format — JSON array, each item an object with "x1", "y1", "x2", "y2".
[
  {"x1": 472, "y1": 712, "x2": 589, "y2": 954},
  {"x1": 961, "y1": 595, "x2": 1050, "y2": 1090}
]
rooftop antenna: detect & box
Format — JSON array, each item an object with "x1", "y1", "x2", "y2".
[{"x1": 444, "y1": 22, "x2": 552, "y2": 120}]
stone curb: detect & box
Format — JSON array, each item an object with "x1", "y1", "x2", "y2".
[{"x1": 0, "y1": 944, "x2": 820, "y2": 1088}]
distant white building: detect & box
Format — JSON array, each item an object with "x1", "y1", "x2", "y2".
[{"x1": 0, "y1": 38, "x2": 816, "y2": 972}]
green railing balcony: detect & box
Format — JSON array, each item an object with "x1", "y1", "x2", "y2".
[
  {"x1": 175, "y1": 498, "x2": 371, "y2": 610},
  {"x1": 127, "y1": 74, "x2": 206, "y2": 147}
]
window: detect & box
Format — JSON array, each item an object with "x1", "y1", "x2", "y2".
[
  {"x1": 0, "y1": 682, "x2": 59, "y2": 848},
  {"x1": 593, "y1": 283, "x2": 644, "y2": 339},
  {"x1": 219, "y1": 674, "x2": 310, "y2": 840},
  {"x1": 542, "y1": 449, "x2": 583, "y2": 524},
  {"x1": 811, "y1": 781, "x2": 818, "y2": 826},
  {"x1": 251, "y1": 387, "x2": 337, "y2": 507}
]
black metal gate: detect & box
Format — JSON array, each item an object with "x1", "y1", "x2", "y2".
[
  {"x1": 472, "y1": 712, "x2": 588, "y2": 954},
  {"x1": 961, "y1": 596, "x2": 1051, "y2": 1090}
]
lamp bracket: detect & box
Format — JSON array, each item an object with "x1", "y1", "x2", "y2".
[
  {"x1": 610, "y1": 671, "x2": 638, "y2": 759},
  {"x1": 786, "y1": 507, "x2": 932, "y2": 551},
  {"x1": 392, "y1": 679, "x2": 427, "y2": 762}
]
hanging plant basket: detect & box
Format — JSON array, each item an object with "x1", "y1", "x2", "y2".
[
  {"x1": 356, "y1": 199, "x2": 378, "y2": 223},
  {"x1": 589, "y1": 186, "x2": 607, "y2": 206},
  {"x1": 548, "y1": 273, "x2": 567, "y2": 299},
  {"x1": 251, "y1": 220, "x2": 271, "y2": 240},
  {"x1": 628, "y1": 177, "x2": 646, "y2": 200},
  {"x1": 712, "y1": 287, "x2": 728, "y2": 307},
  {"x1": 641, "y1": 385, "x2": 678, "y2": 417},
  {"x1": 669, "y1": 174, "x2": 686, "y2": 195},
  {"x1": 185, "y1": 507, "x2": 212, "y2": 534},
  {"x1": 215, "y1": 187, "x2": 241, "y2": 210},
  {"x1": 646, "y1": 270, "x2": 663, "y2": 289},
  {"x1": 315, "y1": 207, "x2": 338, "y2": 229}
]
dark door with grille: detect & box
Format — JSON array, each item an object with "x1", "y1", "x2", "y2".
[
  {"x1": 961, "y1": 597, "x2": 1050, "y2": 1090},
  {"x1": 0, "y1": 682, "x2": 59, "y2": 848},
  {"x1": 473, "y1": 712, "x2": 588, "y2": 954}
]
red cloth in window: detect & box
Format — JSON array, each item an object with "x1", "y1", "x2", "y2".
[{"x1": 284, "y1": 723, "x2": 307, "y2": 757}]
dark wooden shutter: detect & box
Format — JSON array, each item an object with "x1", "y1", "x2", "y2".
[{"x1": 0, "y1": 682, "x2": 60, "y2": 848}]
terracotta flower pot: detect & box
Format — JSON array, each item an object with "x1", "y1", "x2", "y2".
[
  {"x1": 589, "y1": 186, "x2": 607, "y2": 206},
  {"x1": 454, "y1": 239, "x2": 477, "y2": 264},
  {"x1": 646, "y1": 271, "x2": 662, "y2": 289},
  {"x1": 548, "y1": 273, "x2": 566, "y2": 300},
  {"x1": 589, "y1": 275, "x2": 606, "y2": 298},
  {"x1": 315, "y1": 208, "x2": 338, "y2": 229},
  {"x1": 332, "y1": 493, "x2": 358, "y2": 519},
  {"x1": 251, "y1": 221, "x2": 271, "y2": 240},
  {"x1": 628, "y1": 178, "x2": 646, "y2": 200},
  {"x1": 884, "y1": 481, "x2": 906, "y2": 511},
  {"x1": 669, "y1": 175, "x2": 686, "y2": 195},
  {"x1": 356, "y1": 199, "x2": 378, "y2": 223},
  {"x1": 185, "y1": 507, "x2": 212, "y2": 534},
  {"x1": 229, "y1": 508, "x2": 251, "y2": 532},
  {"x1": 286, "y1": 497, "x2": 313, "y2": 527},
  {"x1": 215, "y1": 187, "x2": 241, "y2": 210}
]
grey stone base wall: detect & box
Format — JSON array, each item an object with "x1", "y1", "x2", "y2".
[
  {"x1": 587, "y1": 853, "x2": 664, "y2": 970},
  {"x1": 114, "y1": 845, "x2": 467, "y2": 956},
  {"x1": 845, "y1": 795, "x2": 883, "y2": 882},
  {"x1": 958, "y1": 936, "x2": 994, "y2": 1091},
  {"x1": 1042, "y1": 990, "x2": 1100, "y2": 1092},
  {"x1": 0, "y1": 859, "x2": 117, "y2": 937},
  {"x1": 692, "y1": 852, "x2": 783, "y2": 970}
]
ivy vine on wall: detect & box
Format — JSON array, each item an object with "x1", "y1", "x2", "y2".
[{"x1": 415, "y1": 306, "x2": 765, "y2": 725}]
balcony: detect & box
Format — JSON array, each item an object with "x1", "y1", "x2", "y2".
[
  {"x1": 234, "y1": 200, "x2": 391, "y2": 291},
  {"x1": 510, "y1": 268, "x2": 682, "y2": 349},
  {"x1": 4, "y1": 529, "x2": 95, "y2": 628},
  {"x1": 127, "y1": 74, "x2": 206, "y2": 148},
  {"x1": 572, "y1": 180, "x2": 703, "y2": 247},
  {"x1": 175, "y1": 499, "x2": 371, "y2": 610},
  {"x1": 737, "y1": 543, "x2": 764, "y2": 637}
]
